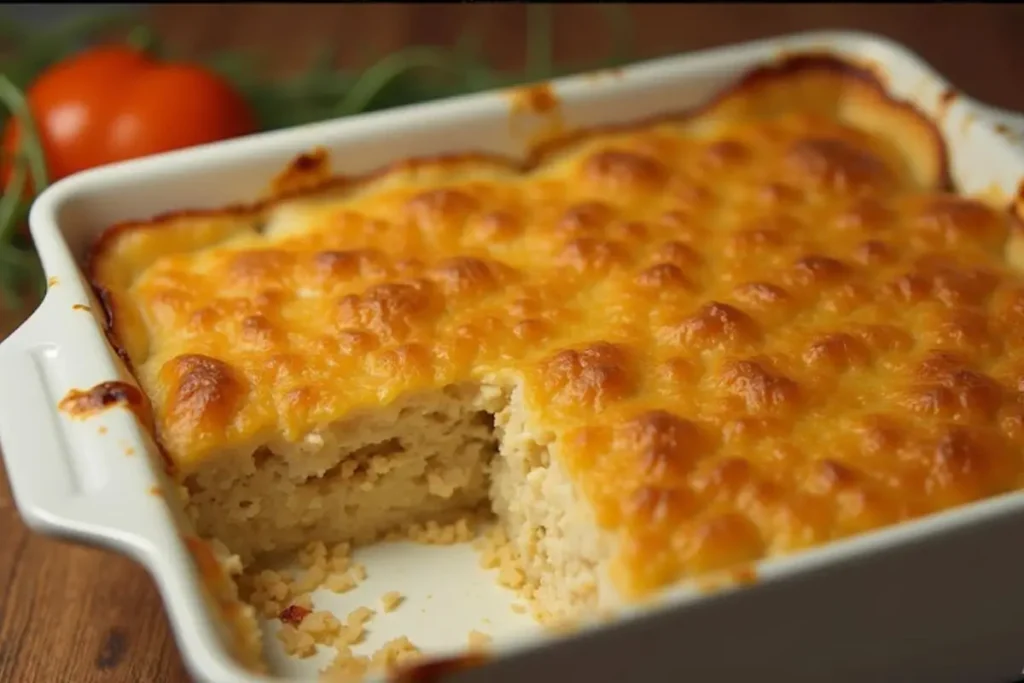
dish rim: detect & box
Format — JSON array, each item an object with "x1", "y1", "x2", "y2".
[{"x1": 3, "y1": 28, "x2": 1024, "y2": 683}]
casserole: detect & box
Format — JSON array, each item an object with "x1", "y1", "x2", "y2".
[{"x1": 5, "y1": 29, "x2": 1024, "y2": 683}]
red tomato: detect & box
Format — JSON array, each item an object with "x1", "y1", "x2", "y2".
[{"x1": 1, "y1": 44, "x2": 257, "y2": 190}]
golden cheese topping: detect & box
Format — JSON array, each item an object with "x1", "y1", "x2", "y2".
[{"x1": 90, "y1": 56, "x2": 1024, "y2": 597}]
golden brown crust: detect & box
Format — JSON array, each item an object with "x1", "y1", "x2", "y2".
[{"x1": 88, "y1": 53, "x2": 1024, "y2": 597}]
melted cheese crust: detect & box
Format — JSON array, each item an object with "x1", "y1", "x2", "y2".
[{"x1": 90, "y1": 57, "x2": 1024, "y2": 597}]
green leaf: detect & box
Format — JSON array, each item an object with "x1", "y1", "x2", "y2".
[
  {"x1": 335, "y1": 46, "x2": 462, "y2": 117},
  {"x1": 44, "y1": 10, "x2": 139, "y2": 48},
  {"x1": 0, "y1": 244, "x2": 43, "y2": 309},
  {"x1": 526, "y1": 5, "x2": 555, "y2": 80},
  {"x1": 0, "y1": 157, "x2": 26, "y2": 245},
  {"x1": 599, "y1": 4, "x2": 635, "y2": 67},
  {"x1": 0, "y1": 73, "x2": 50, "y2": 192}
]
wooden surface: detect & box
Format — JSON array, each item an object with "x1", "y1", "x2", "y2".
[{"x1": 3, "y1": 4, "x2": 1024, "y2": 682}]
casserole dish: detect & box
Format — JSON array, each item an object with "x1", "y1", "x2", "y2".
[{"x1": 5, "y1": 29, "x2": 1024, "y2": 683}]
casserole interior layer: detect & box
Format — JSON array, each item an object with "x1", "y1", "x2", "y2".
[{"x1": 87, "y1": 54, "x2": 1024, "y2": 670}]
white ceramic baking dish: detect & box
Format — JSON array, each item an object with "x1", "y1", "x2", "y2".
[{"x1": 4, "y1": 29, "x2": 1024, "y2": 683}]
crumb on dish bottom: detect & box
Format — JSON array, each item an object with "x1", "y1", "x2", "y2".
[
  {"x1": 235, "y1": 517, "x2": 560, "y2": 682},
  {"x1": 257, "y1": 521, "x2": 560, "y2": 682},
  {"x1": 197, "y1": 381, "x2": 609, "y2": 677}
]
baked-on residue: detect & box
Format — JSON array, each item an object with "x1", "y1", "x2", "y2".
[{"x1": 88, "y1": 53, "x2": 1024, "y2": 670}]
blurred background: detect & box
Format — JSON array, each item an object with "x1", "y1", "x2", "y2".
[
  {"x1": 3, "y1": 4, "x2": 1022, "y2": 104},
  {"x1": 5, "y1": 4, "x2": 1023, "y2": 107},
  {"x1": 1, "y1": 4, "x2": 1024, "y2": 682}
]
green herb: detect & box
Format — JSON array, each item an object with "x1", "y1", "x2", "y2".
[
  {"x1": 0, "y1": 72, "x2": 48, "y2": 308},
  {"x1": 0, "y1": 5, "x2": 635, "y2": 312}
]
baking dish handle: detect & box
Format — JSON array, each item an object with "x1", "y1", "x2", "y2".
[
  {"x1": 0, "y1": 301, "x2": 82, "y2": 527},
  {"x1": 0, "y1": 296, "x2": 262, "y2": 683},
  {"x1": 0, "y1": 293, "x2": 161, "y2": 544}
]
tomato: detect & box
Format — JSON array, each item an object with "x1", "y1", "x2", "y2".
[{"x1": 1, "y1": 44, "x2": 257, "y2": 190}]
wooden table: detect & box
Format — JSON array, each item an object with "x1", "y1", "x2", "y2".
[{"x1": 3, "y1": 4, "x2": 1024, "y2": 682}]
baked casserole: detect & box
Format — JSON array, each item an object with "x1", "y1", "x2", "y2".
[{"x1": 87, "y1": 54, "x2": 1024, "y2": 670}]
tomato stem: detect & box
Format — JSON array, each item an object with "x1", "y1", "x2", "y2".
[{"x1": 125, "y1": 25, "x2": 162, "y2": 59}]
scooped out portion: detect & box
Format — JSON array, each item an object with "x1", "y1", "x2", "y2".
[{"x1": 181, "y1": 378, "x2": 613, "y2": 625}]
